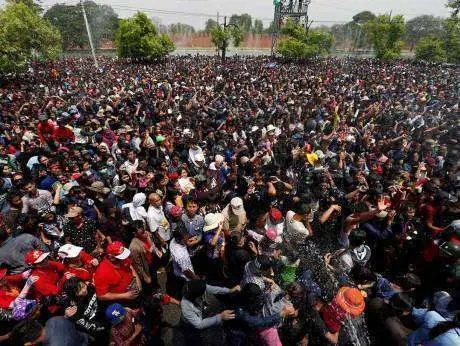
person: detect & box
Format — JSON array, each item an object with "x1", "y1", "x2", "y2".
[
  {"x1": 146, "y1": 192, "x2": 170, "y2": 249},
  {"x1": 122, "y1": 193, "x2": 148, "y2": 224},
  {"x1": 128, "y1": 220, "x2": 162, "y2": 292},
  {"x1": 21, "y1": 181, "x2": 53, "y2": 214},
  {"x1": 221, "y1": 197, "x2": 247, "y2": 236},
  {"x1": 180, "y1": 279, "x2": 239, "y2": 344},
  {"x1": 202, "y1": 213, "x2": 226, "y2": 284},
  {"x1": 106, "y1": 303, "x2": 146, "y2": 346},
  {"x1": 58, "y1": 243, "x2": 99, "y2": 283},
  {"x1": 93, "y1": 241, "x2": 142, "y2": 304}
]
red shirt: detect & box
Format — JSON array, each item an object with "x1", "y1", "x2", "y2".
[
  {"x1": 37, "y1": 121, "x2": 55, "y2": 143},
  {"x1": 64, "y1": 251, "x2": 96, "y2": 282},
  {"x1": 30, "y1": 261, "x2": 65, "y2": 299},
  {"x1": 53, "y1": 126, "x2": 75, "y2": 143},
  {"x1": 94, "y1": 258, "x2": 134, "y2": 297}
]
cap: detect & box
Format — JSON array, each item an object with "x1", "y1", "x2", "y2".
[
  {"x1": 269, "y1": 208, "x2": 283, "y2": 224},
  {"x1": 106, "y1": 241, "x2": 130, "y2": 260},
  {"x1": 105, "y1": 303, "x2": 126, "y2": 325},
  {"x1": 65, "y1": 206, "x2": 83, "y2": 218},
  {"x1": 266, "y1": 124, "x2": 276, "y2": 133},
  {"x1": 156, "y1": 135, "x2": 165, "y2": 143},
  {"x1": 230, "y1": 197, "x2": 244, "y2": 216},
  {"x1": 194, "y1": 153, "x2": 204, "y2": 162},
  {"x1": 71, "y1": 173, "x2": 83, "y2": 181},
  {"x1": 203, "y1": 213, "x2": 224, "y2": 232},
  {"x1": 170, "y1": 205, "x2": 183, "y2": 218},
  {"x1": 265, "y1": 228, "x2": 278, "y2": 242},
  {"x1": 25, "y1": 250, "x2": 50, "y2": 266},
  {"x1": 58, "y1": 244, "x2": 83, "y2": 259},
  {"x1": 335, "y1": 287, "x2": 365, "y2": 316},
  {"x1": 168, "y1": 172, "x2": 179, "y2": 181},
  {"x1": 89, "y1": 181, "x2": 110, "y2": 195}
]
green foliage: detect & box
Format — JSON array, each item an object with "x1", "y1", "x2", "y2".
[
  {"x1": 405, "y1": 15, "x2": 444, "y2": 50},
  {"x1": 211, "y1": 24, "x2": 243, "y2": 50},
  {"x1": 115, "y1": 12, "x2": 174, "y2": 59},
  {"x1": 253, "y1": 19, "x2": 264, "y2": 34},
  {"x1": 0, "y1": 1, "x2": 62, "y2": 72},
  {"x1": 229, "y1": 14, "x2": 252, "y2": 35},
  {"x1": 44, "y1": 1, "x2": 118, "y2": 50},
  {"x1": 365, "y1": 14, "x2": 405, "y2": 59},
  {"x1": 278, "y1": 19, "x2": 333, "y2": 59},
  {"x1": 204, "y1": 19, "x2": 218, "y2": 33},
  {"x1": 441, "y1": 16, "x2": 460, "y2": 63},
  {"x1": 168, "y1": 23, "x2": 195, "y2": 34},
  {"x1": 352, "y1": 11, "x2": 376, "y2": 24},
  {"x1": 415, "y1": 37, "x2": 446, "y2": 62},
  {"x1": 447, "y1": 0, "x2": 460, "y2": 16}
]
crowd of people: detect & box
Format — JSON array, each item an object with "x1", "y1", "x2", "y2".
[{"x1": 0, "y1": 55, "x2": 458, "y2": 345}]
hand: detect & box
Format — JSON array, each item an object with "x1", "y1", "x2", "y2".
[
  {"x1": 26, "y1": 275, "x2": 39, "y2": 286},
  {"x1": 64, "y1": 306, "x2": 77, "y2": 318},
  {"x1": 248, "y1": 241, "x2": 258, "y2": 254},
  {"x1": 21, "y1": 269, "x2": 32, "y2": 279},
  {"x1": 377, "y1": 197, "x2": 390, "y2": 212},
  {"x1": 144, "y1": 276, "x2": 152, "y2": 285},
  {"x1": 331, "y1": 204, "x2": 341, "y2": 213},
  {"x1": 280, "y1": 304, "x2": 295, "y2": 318},
  {"x1": 134, "y1": 323, "x2": 143, "y2": 335},
  {"x1": 230, "y1": 285, "x2": 241, "y2": 293},
  {"x1": 324, "y1": 253, "x2": 332, "y2": 266},
  {"x1": 124, "y1": 290, "x2": 139, "y2": 300},
  {"x1": 90, "y1": 259, "x2": 99, "y2": 267},
  {"x1": 220, "y1": 310, "x2": 236, "y2": 321}
]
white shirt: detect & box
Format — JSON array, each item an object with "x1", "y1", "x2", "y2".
[
  {"x1": 170, "y1": 238, "x2": 194, "y2": 279},
  {"x1": 147, "y1": 205, "x2": 171, "y2": 241}
]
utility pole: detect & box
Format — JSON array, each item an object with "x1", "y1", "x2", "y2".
[
  {"x1": 222, "y1": 16, "x2": 227, "y2": 61},
  {"x1": 80, "y1": 0, "x2": 98, "y2": 68}
]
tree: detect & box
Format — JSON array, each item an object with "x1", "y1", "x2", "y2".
[
  {"x1": 253, "y1": 19, "x2": 264, "y2": 34},
  {"x1": 441, "y1": 16, "x2": 460, "y2": 63},
  {"x1": 204, "y1": 19, "x2": 218, "y2": 33},
  {"x1": 415, "y1": 37, "x2": 446, "y2": 62},
  {"x1": 277, "y1": 19, "x2": 333, "y2": 59},
  {"x1": 168, "y1": 23, "x2": 195, "y2": 34},
  {"x1": 211, "y1": 24, "x2": 243, "y2": 61},
  {"x1": 365, "y1": 14, "x2": 405, "y2": 59},
  {"x1": 405, "y1": 15, "x2": 444, "y2": 51},
  {"x1": 352, "y1": 11, "x2": 376, "y2": 24},
  {"x1": 265, "y1": 21, "x2": 275, "y2": 34},
  {"x1": 447, "y1": 0, "x2": 460, "y2": 16},
  {"x1": 44, "y1": 1, "x2": 118, "y2": 50},
  {"x1": 0, "y1": 1, "x2": 62, "y2": 72},
  {"x1": 115, "y1": 12, "x2": 174, "y2": 59},
  {"x1": 229, "y1": 14, "x2": 252, "y2": 35}
]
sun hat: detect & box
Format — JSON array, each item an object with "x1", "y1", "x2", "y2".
[
  {"x1": 89, "y1": 181, "x2": 110, "y2": 195},
  {"x1": 25, "y1": 250, "x2": 50, "y2": 266},
  {"x1": 65, "y1": 206, "x2": 83, "y2": 218},
  {"x1": 106, "y1": 241, "x2": 130, "y2": 260},
  {"x1": 58, "y1": 244, "x2": 83, "y2": 259},
  {"x1": 230, "y1": 197, "x2": 244, "y2": 215},
  {"x1": 335, "y1": 287, "x2": 365, "y2": 316},
  {"x1": 203, "y1": 213, "x2": 224, "y2": 232},
  {"x1": 266, "y1": 124, "x2": 276, "y2": 133},
  {"x1": 105, "y1": 303, "x2": 126, "y2": 325}
]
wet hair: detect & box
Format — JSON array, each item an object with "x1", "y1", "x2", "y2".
[
  {"x1": 183, "y1": 279, "x2": 206, "y2": 303},
  {"x1": 172, "y1": 221, "x2": 188, "y2": 242},
  {"x1": 286, "y1": 282, "x2": 306, "y2": 309},
  {"x1": 241, "y1": 283, "x2": 264, "y2": 315},
  {"x1": 62, "y1": 277, "x2": 85, "y2": 302}
]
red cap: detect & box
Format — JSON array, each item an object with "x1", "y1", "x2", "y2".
[
  {"x1": 269, "y1": 208, "x2": 283, "y2": 223},
  {"x1": 106, "y1": 241, "x2": 130, "y2": 260},
  {"x1": 170, "y1": 205, "x2": 183, "y2": 218},
  {"x1": 71, "y1": 173, "x2": 83, "y2": 181},
  {"x1": 168, "y1": 172, "x2": 179, "y2": 181},
  {"x1": 25, "y1": 250, "x2": 50, "y2": 266}
]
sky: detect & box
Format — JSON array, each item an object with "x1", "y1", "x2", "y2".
[{"x1": 0, "y1": 0, "x2": 453, "y2": 29}]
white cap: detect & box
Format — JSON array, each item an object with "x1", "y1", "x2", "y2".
[
  {"x1": 230, "y1": 197, "x2": 244, "y2": 215},
  {"x1": 58, "y1": 244, "x2": 83, "y2": 259},
  {"x1": 203, "y1": 213, "x2": 224, "y2": 232},
  {"x1": 195, "y1": 153, "x2": 204, "y2": 162}
]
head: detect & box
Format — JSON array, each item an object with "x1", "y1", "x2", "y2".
[
  {"x1": 130, "y1": 220, "x2": 148, "y2": 241},
  {"x1": 184, "y1": 196, "x2": 199, "y2": 217},
  {"x1": 62, "y1": 277, "x2": 89, "y2": 301},
  {"x1": 183, "y1": 279, "x2": 207, "y2": 303},
  {"x1": 23, "y1": 182, "x2": 37, "y2": 196},
  {"x1": 148, "y1": 193, "x2": 162, "y2": 208}
]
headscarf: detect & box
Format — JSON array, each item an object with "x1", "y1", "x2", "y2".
[{"x1": 122, "y1": 192, "x2": 147, "y2": 221}]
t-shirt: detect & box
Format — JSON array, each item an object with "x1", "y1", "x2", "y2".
[
  {"x1": 31, "y1": 261, "x2": 65, "y2": 299},
  {"x1": 94, "y1": 258, "x2": 135, "y2": 296},
  {"x1": 63, "y1": 218, "x2": 98, "y2": 253}
]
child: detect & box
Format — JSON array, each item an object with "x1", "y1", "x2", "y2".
[{"x1": 106, "y1": 303, "x2": 145, "y2": 346}]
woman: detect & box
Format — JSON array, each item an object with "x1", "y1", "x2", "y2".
[
  {"x1": 60, "y1": 277, "x2": 106, "y2": 336},
  {"x1": 122, "y1": 193, "x2": 148, "y2": 224},
  {"x1": 202, "y1": 213, "x2": 226, "y2": 285},
  {"x1": 128, "y1": 221, "x2": 162, "y2": 292},
  {"x1": 180, "y1": 279, "x2": 239, "y2": 345}
]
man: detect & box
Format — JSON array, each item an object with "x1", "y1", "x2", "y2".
[
  {"x1": 63, "y1": 206, "x2": 104, "y2": 257},
  {"x1": 180, "y1": 195, "x2": 204, "y2": 259},
  {"x1": 146, "y1": 193, "x2": 170, "y2": 249},
  {"x1": 222, "y1": 197, "x2": 248, "y2": 236},
  {"x1": 120, "y1": 150, "x2": 138, "y2": 176},
  {"x1": 94, "y1": 241, "x2": 141, "y2": 303},
  {"x1": 21, "y1": 182, "x2": 53, "y2": 214},
  {"x1": 24, "y1": 249, "x2": 65, "y2": 299},
  {"x1": 53, "y1": 117, "x2": 75, "y2": 145},
  {"x1": 58, "y1": 243, "x2": 99, "y2": 282}
]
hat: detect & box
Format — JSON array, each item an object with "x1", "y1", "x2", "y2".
[
  {"x1": 25, "y1": 250, "x2": 50, "y2": 266},
  {"x1": 194, "y1": 153, "x2": 204, "y2": 162},
  {"x1": 62, "y1": 182, "x2": 76, "y2": 195},
  {"x1": 306, "y1": 152, "x2": 319, "y2": 166},
  {"x1": 170, "y1": 205, "x2": 183, "y2": 218},
  {"x1": 266, "y1": 124, "x2": 276, "y2": 133},
  {"x1": 106, "y1": 241, "x2": 130, "y2": 260},
  {"x1": 112, "y1": 184, "x2": 126, "y2": 196},
  {"x1": 156, "y1": 135, "x2": 165, "y2": 143},
  {"x1": 251, "y1": 126, "x2": 259, "y2": 133},
  {"x1": 168, "y1": 172, "x2": 179, "y2": 181},
  {"x1": 336, "y1": 287, "x2": 365, "y2": 316},
  {"x1": 230, "y1": 197, "x2": 244, "y2": 215},
  {"x1": 240, "y1": 156, "x2": 250, "y2": 164},
  {"x1": 203, "y1": 213, "x2": 224, "y2": 232},
  {"x1": 89, "y1": 181, "x2": 110, "y2": 195},
  {"x1": 58, "y1": 244, "x2": 83, "y2": 259},
  {"x1": 105, "y1": 303, "x2": 126, "y2": 325},
  {"x1": 265, "y1": 228, "x2": 278, "y2": 242},
  {"x1": 269, "y1": 208, "x2": 283, "y2": 224},
  {"x1": 71, "y1": 173, "x2": 83, "y2": 181},
  {"x1": 65, "y1": 206, "x2": 83, "y2": 218}
]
